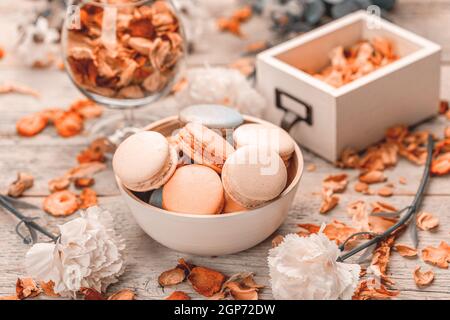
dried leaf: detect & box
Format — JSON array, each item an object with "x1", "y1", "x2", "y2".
[
  {"x1": 394, "y1": 244, "x2": 418, "y2": 257},
  {"x1": 188, "y1": 266, "x2": 226, "y2": 297},
  {"x1": 306, "y1": 164, "x2": 316, "y2": 172},
  {"x1": 166, "y1": 291, "x2": 191, "y2": 300},
  {"x1": 16, "y1": 278, "x2": 41, "y2": 299},
  {"x1": 422, "y1": 241, "x2": 450, "y2": 269},
  {"x1": 416, "y1": 212, "x2": 439, "y2": 231},
  {"x1": 413, "y1": 266, "x2": 434, "y2": 287},
  {"x1": 107, "y1": 289, "x2": 136, "y2": 300},
  {"x1": 7, "y1": 172, "x2": 34, "y2": 198}
]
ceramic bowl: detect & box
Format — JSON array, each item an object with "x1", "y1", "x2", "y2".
[{"x1": 116, "y1": 115, "x2": 304, "y2": 256}]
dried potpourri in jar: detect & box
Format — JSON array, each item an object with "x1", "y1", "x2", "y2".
[{"x1": 64, "y1": 0, "x2": 184, "y2": 100}]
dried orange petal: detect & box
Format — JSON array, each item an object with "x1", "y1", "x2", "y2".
[
  {"x1": 188, "y1": 266, "x2": 226, "y2": 297},
  {"x1": 422, "y1": 241, "x2": 450, "y2": 269},
  {"x1": 158, "y1": 267, "x2": 186, "y2": 287},
  {"x1": 431, "y1": 153, "x2": 450, "y2": 176},
  {"x1": 394, "y1": 244, "x2": 418, "y2": 257},
  {"x1": 80, "y1": 287, "x2": 105, "y2": 300},
  {"x1": 7, "y1": 172, "x2": 34, "y2": 198},
  {"x1": 48, "y1": 176, "x2": 71, "y2": 193},
  {"x1": 370, "y1": 237, "x2": 395, "y2": 285},
  {"x1": 166, "y1": 291, "x2": 191, "y2": 300},
  {"x1": 54, "y1": 111, "x2": 84, "y2": 138},
  {"x1": 352, "y1": 278, "x2": 399, "y2": 300},
  {"x1": 43, "y1": 190, "x2": 80, "y2": 217},
  {"x1": 16, "y1": 113, "x2": 48, "y2": 137},
  {"x1": 107, "y1": 289, "x2": 136, "y2": 300},
  {"x1": 413, "y1": 266, "x2": 434, "y2": 287},
  {"x1": 323, "y1": 173, "x2": 348, "y2": 193},
  {"x1": 225, "y1": 282, "x2": 258, "y2": 300},
  {"x1": 359, "y1": 170, "x2": 386, "y2": 184},
  {"x1": 39, "y1": 281, "x2": 59, "y2": 297},
  {"x1": 74, "y1": 177, "x2": 95, "y2": 189},
  {"x1": 377, "y1": 185, "x2": 394, "y2": 197},
  {"x1": 354, "y1": 181, "x2": 369, "y2": 193},
  {"x1": 272, "y1": 235, "x2": 284, "y2": 248},
  {"x1": 320, "y1": 189, "x2": 339, "y2": 214},
  {"x1": 416, "y1": 212, "x2": 439, "y2": 231},
  {"x1": 16, "y1": 278, "x2": 41, "y2": 299},
  {"x1": 70, "y1": 99, "x2": 103, "y2": 119},
  {"x1": 79, "y1": 188, "x2": 98, "y2": 209}
]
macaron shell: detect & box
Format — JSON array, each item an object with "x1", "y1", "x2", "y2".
[
  {"x1": 179, "y1": 104, "x2": 244, "y2": 129},
  {"x1": 178, "y1": 123, "x2": 235, "y2": 173},
  {"x1": 113, "y1": 131, "x2": 170, "y2": 192},
  {"x1": 222, "y1": 146, "x2": 287, "y2": 209},
  {"x1": 223, "y1": 191, "x2": 248, "y2": 214},
  {"x1": 162, "y1": 164, "x2": 224, "y2": 215},
  {"x1": 233, "y1": 124, "x2": 295, "y2": 159}
]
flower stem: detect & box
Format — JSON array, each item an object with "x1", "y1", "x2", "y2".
[{"x1": 337, "y1": 135, "x2": 434, "y2": 262}]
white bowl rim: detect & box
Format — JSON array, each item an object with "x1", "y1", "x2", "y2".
[{"x1": 116, "y1": 115, "x2": 305, "y2": 219}]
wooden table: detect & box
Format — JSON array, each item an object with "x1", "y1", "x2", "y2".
[{"x1": 0, "y1": 0, "x2": 449, "y2": 300}]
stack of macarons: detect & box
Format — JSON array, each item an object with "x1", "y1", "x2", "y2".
[{"x1": 113, "y1": 104, "x2": 297, "y2": 215}]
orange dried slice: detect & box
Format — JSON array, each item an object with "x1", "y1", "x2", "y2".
[
  {"x1": 48, "y1": 176, "x2": 71, "y2": 193},
  {"x1": 188, "y1": 266, "x2": 226, "y2": 297},
  {"x1": 70, "y1": 99, "x2": 103, "y2": 119},
  {"x1": 166, "y1": 291, "x2": 191, "y2": 300},
  {"x1": 16, "y1": 113, "x2": 48, "y2": 137},
  {"x1": 43, "y1": 190, "x2": 79, "y2": 217},
  {"x1": 16, "y1": 278, "x2": 41, "y2": 299},
  {"x1": 54, "y1": 111, "x2": 84, "y2": 138}
]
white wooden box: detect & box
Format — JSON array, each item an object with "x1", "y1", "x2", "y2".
[{"x1": 257, "y1": 11, "x2": 441, "y2": 162}]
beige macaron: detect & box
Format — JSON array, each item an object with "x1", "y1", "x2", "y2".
[
  {"x1": 177, "y1": 122, "x2": 235, "y2": 173},
  {"x1": 222, "y1": 145, "x2": 288, "y2": 209},
  {"x1": 113, "y1": 131, "x2": 178, "y2": 192},
  {"x1": 233, "y1": 124, "x2": 296, "y2": 165}
]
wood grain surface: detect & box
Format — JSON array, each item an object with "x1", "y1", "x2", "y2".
[{"x1": 0, "y1": 0, "x2": 449, "y2": 300}]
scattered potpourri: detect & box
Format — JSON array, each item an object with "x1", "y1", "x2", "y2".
[
  {"x1": 0, "y1": 81, "x2": 41, "y2": 98},
  {"x1": 217, "y1": 6, "x2": 253, "y2": 37},
  {"x1": 158, "y1": 259, "x2": 264, "y2": 300},
  {"x1": 7, "y1": 172, "x2": 34, "y2": 198},
  {"x1": 413, "y1": 267, "x2": 434, "y2": 288},
  {"x1": 66, "y1": 0, "x2": 184, "y2": 99},
  {"x1": 310, "y1": 37, "x2": 398, "y2": 88},
  {"x1": 16, "y1": 98, "x2": 103, "y2": 138}
]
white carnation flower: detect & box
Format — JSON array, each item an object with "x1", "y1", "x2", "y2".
[
  {"x1": 25, "y1": 206, "x2": 125, "y2": 298},
  {"x1": 268, "y1": 232, "x2": 360, "y2": 300}
]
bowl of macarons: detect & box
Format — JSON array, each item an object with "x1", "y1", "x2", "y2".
[{"x1": 113, "y1": 104, "x2": 304, "y2": 256}]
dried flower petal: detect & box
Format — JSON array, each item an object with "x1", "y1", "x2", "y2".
[
  {"x1": 158, "y1": 267, "x2": 186, "y2": 287},
  {"x1": 377, "y1": 185, "x2": 394, "y2": 197},
  {"x1": 369, "y1": 237, "x2": 395, "y2": 285},
  {"x1": 16, "y1": 278, "x2": 41, "y2": 299},
  {"x1": 431, "y1": 153, "x2": 450, "y2": 176},
  {"x1": 323, "y1": 173, "x2": 348, "y2": 193},
  {"x1": 108, "y1": 289, "x2": 136, "y2": 300},
  {"x1": 272, "y1": 235, "x2": 284, "y2": 248},
  {"x1": 7, "y1": 172, "x2": 34, "y2": 197},
  {"x1": 166, "y1": 291, "x2": 191, "y2": 300},
  {"x1": 359, "y1": 170, "x2": 387, "y2": 184},
  {"x1": 1, "y1": 82, "x2": 41, "y2": 98},
  {"x1": 306, "y1": 164, "x2": 316, "y2": 172},
  {"x1": 80, "y1": 287, "x2": 105, "y2": 300},
  {"x1": 70, "y1": 99, "x2": 103, "y2": 119},
  {"x1": 416, "y1": 212, "x2": 439, "y2": 231},
  {"x1": 79, "y1": 188, "x2": 98, "y2": 209},
  {"x1": 54, "y1": 111, "x2": 84, "y2": 138},
  {"x1": 188, "y1": 266, "x2": 226, "y2": 297},
  {"x1": 320, "y1": 189, "x2": 339, "y2": 214},
  {"x1": 413, "y1": 266, "x2": 434, "y2": 287},
  {"x1": 299, "y1": 220, "x2": 357, "y2": 246},
  {"x1": 422, "y1": 241, "x2": 450, "y2": 269},
  {"x1": 354, "y1": 182, "x2": 369, "y2": 194},
  {"x1": 352, "y1": 278, "x2": 399, "y2": 300},
  {"x1": 48, "y1": 177, "x2": 71, "y2": 193},
  {"x1": 16, "y1": 113, "x2": 48, "y2": 137},
  {"x1": 74, "y1": 177, "x2": 95, "y2": 189},
  {"x1": 225, "y1": 282, "x2": 258, "y2": 300},
  {"x1": 394, "y1": 244, "x2": 418, "y2": 257},
  {"x1": 39, "y1": 280, "x2": 59, "y2": 297}
]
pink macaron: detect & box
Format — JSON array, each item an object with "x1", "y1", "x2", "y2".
[
  {"x1": 162, "y1": 164, "x2": 224, "y2": 215},
  {"x1": 222, "y1": 145, "x2": 287, "y2": 209},
  {"x1": 113, "y1": 131, "x2": 178, "y2": 192}
]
